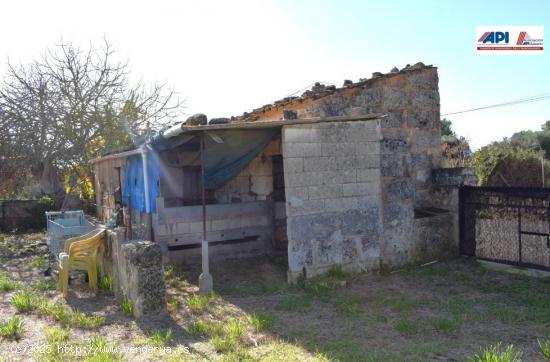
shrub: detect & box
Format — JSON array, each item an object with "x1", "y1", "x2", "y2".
[
  {"x1": 186, "y1": 319, "x2": 223, "y2": 337},
  {"x1": 84, "y1": 336, "x2": 122, "y2": 361},
  {"x1": 211, "y1": 335, "x2": 237, "y2": 353},
  {"x1": 0, "y1": 273, "x2": 18, "y2": 292},
  {"x1": 31, "y1": 279, "x2": 56, "y2": 291},
  {"x1": 29, "y1": 256, "x2": 47, "y2": 268},
  {"x1": 187, "y1": 292, "x2": 218, "y2": 313},
  {"x1": 167, "y1": 299, "x2": 181, "y2": 314},
  {"x1": 0, "y1": 316, "x2": 24, "y2": 340},
  {"x1": 538, "y1": 338, "x2": 550, "y2": 359},
  {"x1": 224, "y1": 319, "x2": 245, "y2": 340},
  {"x1": 12, "y1": 290, "x2": 35, "y2": 312},
  {"x1": 39, "y1": 326, "x2": 70, "y2": 361},
  {"x1": 149, "y1": 328, "x2": 173, "y2": 346},
  {"x1": 12, "y1": 292, "x2": 104, "y2": 328},
  {"x1": 469, "y1": 343, "x2": 522, "y2": 362},
  {"x1": 120, "y1": 295, "x2": 134, "y2": 317},
  {"x1": 249, "y1": 312, "x2": 274, "y2": 332},
  {"x1": 98, "y1": 275, "x2": 113, "y2": 292}
]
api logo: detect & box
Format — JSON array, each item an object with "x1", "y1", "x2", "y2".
[
  {"x1": 478, "y1": 31, "x2": 509, "y2": 44},
  {"x1": 476, "y1": 26, "x2": 544, "y2": 54}
]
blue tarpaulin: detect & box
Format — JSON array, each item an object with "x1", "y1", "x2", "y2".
[
  {"x1": 201, "y1": 129, "x2": 278, "y2": 190},
  {"x1": 123, "y1": 128, "x2": 277, "y2": 213},
  {"x1": 122, "y1": 151, "x2": 161, "y2": 213}
]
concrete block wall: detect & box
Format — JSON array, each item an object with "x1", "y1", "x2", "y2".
[
  {"x1": 283, "y1": 120, "x2": 382, "y2": 281},
  {"x1": 153, "y1": 198, "x2": 275, "y2": 264}
]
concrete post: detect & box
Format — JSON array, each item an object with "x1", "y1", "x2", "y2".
[{"x1": 198, "y1": 134, "x2": 213, "y2": 294}]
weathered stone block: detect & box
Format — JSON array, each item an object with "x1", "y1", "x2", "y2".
[
  {"x1": 286, "y1": 171, "x2": 323, "y2": 187},
  {"x1": 407, "y1": 109, "x2": 434, "y2": 129},
  {"x1": 355, "y1": 142, "x2": 380, "y2": 155},
  {"x1": 357, "y1": 168, "x2": 380, "y2": 182},
  {"x1": 283, "y1": 142, "x2": 322, "y2": 158},
  {"x1": 285, "y1": 186, "x2": 309, "y2": 201},
  {"x1": 321, "y1": 142, "x2": 357, "y2": 156},
  {"x1": 284, "y1": 158, "x2": 304, "y2": 173},
  {"x1": 324, "y1": 197, "x2": 359, "y2": 212},
  {"x1": 333, "y1": 156, "x2": 357, "y2": 171},
  {"x1": 416, "y1": 130, "x2": 441, "y2": 148},
  {"x1": 321, "y1": 170, "x2": 356, "y2": 185},
  {"x1": 382, "y1": 139, "x2": 411, "y2": 153},
  {"x1": 284, "y1": 127, "x2": 316, "y2": 143},
  {"x1": 383, "y1": 178, "x2": 413, "y2": 202},
  {"x1": 304, "y1": 157, "x2": 332, "y2": 172},
  {"x1": 341, "y1": 208, "x2": 379, "y2": 237},
  {"x1": 287, "y1": 212, "x2": 341, "y2": 241},
  {"x1": 383, "y1": 202, "x2": 414, "y2": 226},
  {"x1": 117, "y1": 240, "x2": 166, "y2": 317},
  {"x1": 343, "y1": 182, "x2": 375, "y2": 197},
  {"x1": 381, "y1": 153, "x2": 404, "y2": 177},
  {"x1": 287, "y1": 199, "x2": 325, "y2": 216},
  {"x1": 356, "y1": 155, "x2": 379, "y2": 169},
  {"x1": 308, "y1": 184, "x2": 343, "y2": 200},
  {"x1": 380, "y1": 112, "x2": 405, "y2": 128}
]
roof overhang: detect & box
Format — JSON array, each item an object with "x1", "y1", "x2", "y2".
[{"x1": 90, "y1": 113, "x2": 384, "y2": 164}]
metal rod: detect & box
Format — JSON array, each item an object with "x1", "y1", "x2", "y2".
[
  {"x1": 542, "y1": 155, "x2": 546, "y2": 188},
  {"x1": 201, "y1": 135, "x2": 207, "y2": 246},
  {"x1": 518, "y1": 206, "x2": 522, "y2": 263}
]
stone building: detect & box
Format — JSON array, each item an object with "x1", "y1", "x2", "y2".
[{"x1": 92, "y1": 62, "x2": 470, "y2": 284}]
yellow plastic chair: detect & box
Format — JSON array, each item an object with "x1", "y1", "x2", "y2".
[
  {"x1": 58, "y1": 228, "x2": 106, "y2": 299},
  {"x1": 63, "y1": 229, "x2": 107, "y2": 276}
]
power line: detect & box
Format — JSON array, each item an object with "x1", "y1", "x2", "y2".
[{"x1": 442, "y1": 92, "x2": 550, "y2": 116}]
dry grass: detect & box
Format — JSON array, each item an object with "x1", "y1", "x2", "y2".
[{"x1": 3, "y1": 232, "x2": 550, "y2": 361}]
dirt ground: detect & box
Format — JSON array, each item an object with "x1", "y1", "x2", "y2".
[{"x1": 2, "y1": 232, "x2": 550, "y2": 361}]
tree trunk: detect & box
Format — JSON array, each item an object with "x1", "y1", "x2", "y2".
[{"x1": 30, "y1": 161, "x2": 64, "y2": 198}]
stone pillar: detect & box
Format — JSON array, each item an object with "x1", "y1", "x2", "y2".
[{"x1": 107, "y1": 229, "x2": 166, "y2": 317}]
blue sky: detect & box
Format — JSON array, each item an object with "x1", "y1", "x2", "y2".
[
  {"x1": 0, "y1": 0, "x2": 548, "y2": 149},
  {"x1": 275, "y1": 0, "x2": 550, "y2": 149}
]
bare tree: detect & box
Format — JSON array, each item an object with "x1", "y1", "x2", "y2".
[{"x1": 0, "y1": 39, "x2": 183, "y2": 198}]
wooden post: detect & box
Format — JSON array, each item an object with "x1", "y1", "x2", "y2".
[{"x1": 198, "y1": 133, "x2": 213, "y2": 294}]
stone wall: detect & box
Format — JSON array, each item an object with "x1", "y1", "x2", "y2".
[
  {"x1": 412, "y1": 167, "x2": 478, "y2": 261},
  {"x1": 105, "y1": 229, "x2": 166, "y2": 318},
  {"x1": 283, "y1": 120, "x2": 382, "y2": 281},
  {"x1": 241, "y1": 65, "x2": 442, "y2": 270}
]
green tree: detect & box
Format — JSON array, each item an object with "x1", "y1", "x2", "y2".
[
  {"x1": 472, "y1": 141, "x2": 548, "y2": 187},
  {"x1": 440, "y1": 118, "x2": 471, "y2": 167}
]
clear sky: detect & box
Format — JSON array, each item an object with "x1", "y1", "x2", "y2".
[{"x1": 0, "y1": 0, "x2": 548, "y2": 149}]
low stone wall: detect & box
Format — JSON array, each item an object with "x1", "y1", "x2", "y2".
[
  {"x1": 410, "y1": 167, "x2": 478, "y2": 262},
  {"x1": 0, "y1": 199, "x2": 52, "y2": 232},
  {"x1": 105, "y1": 229, "x2": 166, "y2": 317}
]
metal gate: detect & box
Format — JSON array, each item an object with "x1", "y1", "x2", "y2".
[{"x1": 459, "y1": 186, "x2": 550, "y2": 271}]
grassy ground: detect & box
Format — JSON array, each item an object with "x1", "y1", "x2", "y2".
[{"x1": 1, "y1": 232, "x2": 550, "y2": 361}]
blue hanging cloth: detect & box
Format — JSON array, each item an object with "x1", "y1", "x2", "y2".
[{"x1": 122, "y1": 150, "x2": 161, "y2": 213}]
